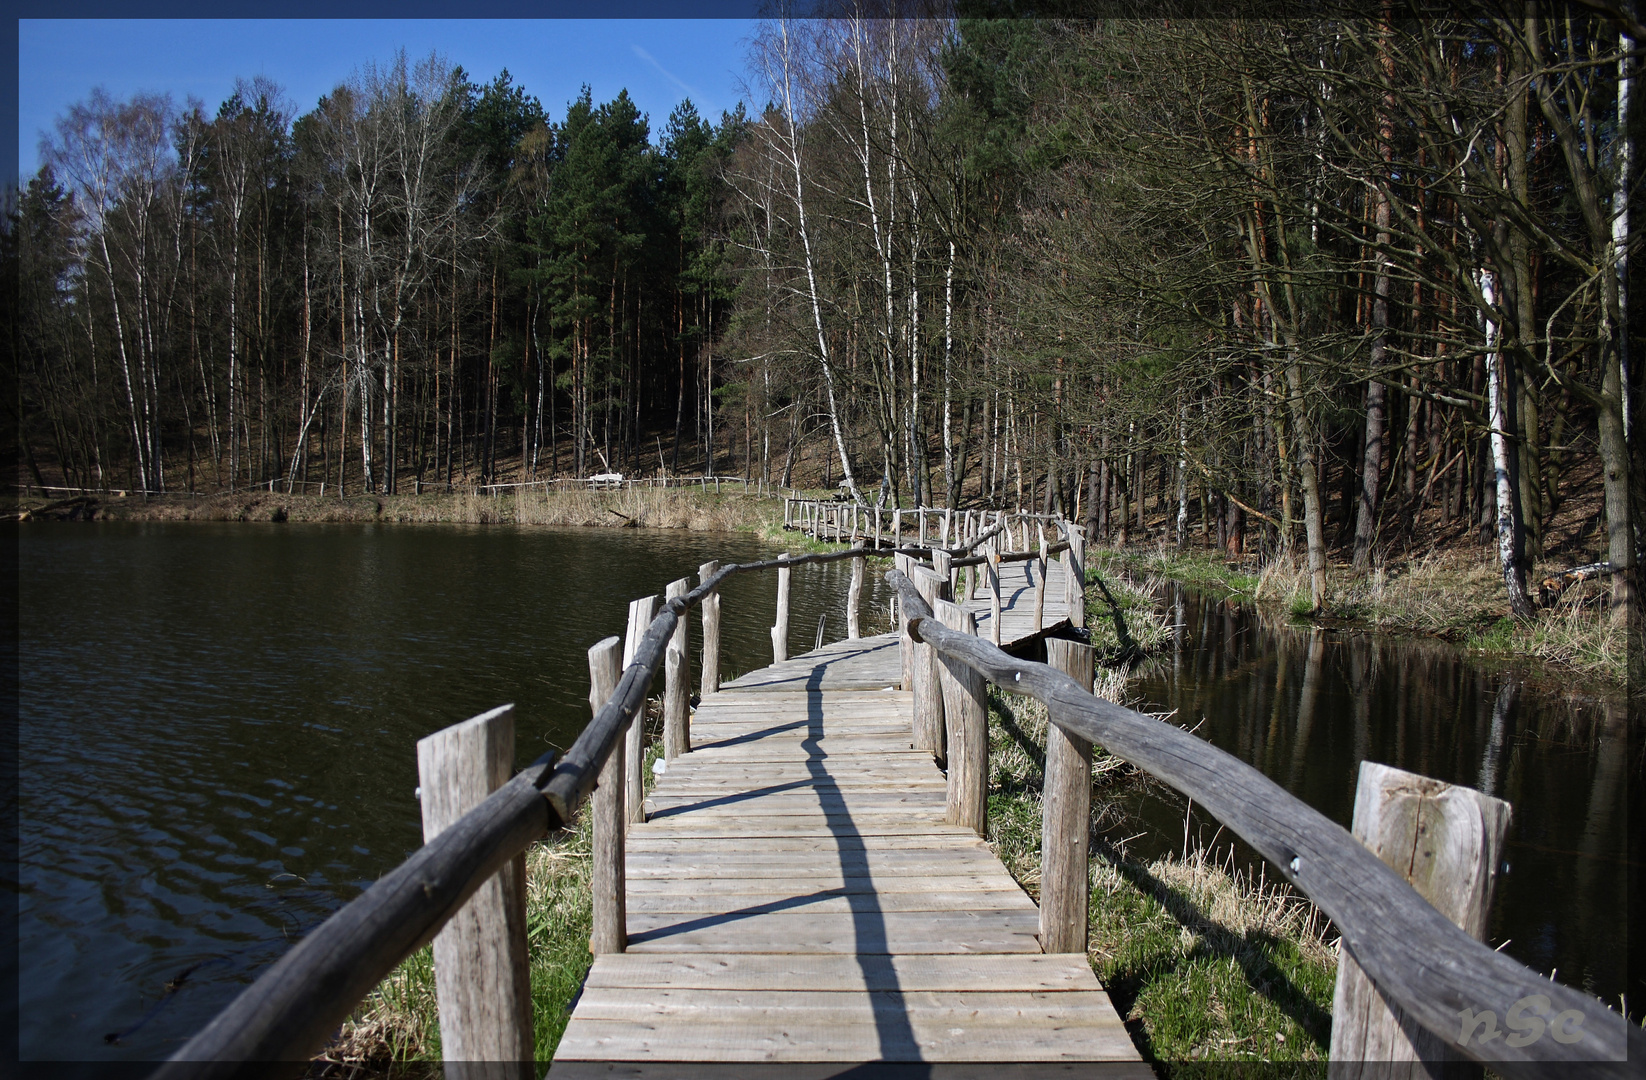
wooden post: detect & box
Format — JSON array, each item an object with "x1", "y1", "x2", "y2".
[
  {"x1": 932, "y1": 549, "x2": 952, "y2": 598},
  {"x1": 911, "y1": 565, "x2": 949, "y2": 766},
  {"x1": 1042, "y1": 639, "x2": 1094, "y2": 954},
  {"x1": 622, "y1": 595, "x2": 658, "y2": 826},
  {"x1": 699, "y1": 560, "x2": 721, "y2": 695},
  {"x1": 934, "y1": 599, "x2": 987, "y2": 835},
  {"x1": 772, "y1": 558, "x2": 791, "y2": 663},
  {"x1": 1330, "y1": 762, "x2": 1512, "y2": 1077},
  {"x1": 587, "y1": 637, "x2": 625, "y2": 955},
  {"x1": 1034, "y1": 535, "x2": 1048, "y2": 632},
  {"x1": 1065, "y1": 526, "x2": 1086, "y2": 629},
  {"x1": 664, "y1": 577, "x2": 691, "y2": 760},
  {"x1": 918, "y1": 509, "x2": 926, "y2": 546},
  {"x1": 416, "y1": 705, "x2": 533, "y2": 1074},
  {"x1": 943, "y1": 508, "x2": 952, "y2": 548},
  {"x1": 987, "y1": 545, "x2": 1002, "y2": 647},
  {"x1": 894, "y1": 507, "x2": 903, "y2": 548},
  {"x1": 875, "y1": 506, "x2": 882, "y2": 549},
  {"x1": 896, "y1": 554, "x2": 915, "y2": 691},
  {"x1": 848, "y1": 542, "x2": 864, "y2": 639}
]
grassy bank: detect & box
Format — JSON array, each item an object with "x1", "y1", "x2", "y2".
[
  {"x1": 18, "y1": 485, "x2": 798, "y2": 537},
  {"x1": 985, "y1": 680, "x2": 1338, "y2": 1071},
  {"x1": 1094, "y1": 544, "x2": 1626, "y2": 684},
  {"x1": 314, "y1": 723, "x2": 669, "y2": 1076}
]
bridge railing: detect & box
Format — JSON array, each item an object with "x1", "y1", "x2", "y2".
[
  {"x1": 886, "y1": 568, "x2": 1640, "y2": 1080},
  {"x1": 154, "y1": 522, "x2": 1043, "y2": 1077},
  {"x1": 785, "y1": 497, "x2": 1067, "y2": 552}
]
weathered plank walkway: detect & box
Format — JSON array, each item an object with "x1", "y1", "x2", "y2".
[{"x1": 552, "y1": 615, "x2": 1144, "y2": 1076}]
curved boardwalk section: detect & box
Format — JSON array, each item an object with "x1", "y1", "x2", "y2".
[{"x1": 551, "y1": 632, "x2": 1144, "y2": 1078}]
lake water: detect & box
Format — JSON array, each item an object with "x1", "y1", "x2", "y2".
[
  {"x1": 16, "y1": 524, "x2": 1631, "y2": 1064},
  {"x1": 17, "y1": 522, "x2": 891, "y2": 1063},
  {"x1": 1120, "y1": 584, "x2": 1630, "y2": 1014}
]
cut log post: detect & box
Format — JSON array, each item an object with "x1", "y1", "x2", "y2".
[
  {"x1": 1329, "y1": 761, "x2": 1512, "y2": 1077},
  {"x1": 1065, "y1": 526, "x2": 1086, "y2": 629},
  {"x1": 664, "y1": 577, "x2": 691, "y2": 760},
  {"x1": 416, "y1": 704, "x2": 533, "y2": 1074},
  {"x1": 699, "y1": 560, "x2": 721, "y2": 695},
  {"x1": 934, "y1": 599, "x2": 987, "y2": 836},
  {"x1": 893, "y1": 507, "x2": 903, "y2": 548},
  {"x1": 911, "y1": 565, "x2": 949, "y2": 766},
  {"x1": 784, "y1": 499, "x2": 791, "y2": 528},
  {"x1": 987, "y1": 545, "x2": 1003, "y2": 647},
  {"x1": 771, "y1": 558, "x2": 791, "y2": 663},
  {"x1": 848, "y1": 542, "x2": 864, "y2": 639},
  {"x1": 1034, "y1": 536, "x2": 1048, "y2": 632},
  {"x1": 875, "y1": 506, "x2": 882, "y2": 549},
  {"x1": 587, "y1": 637, "x2": 625, "y2": 955},
  {"x1": 622, "y1": 595, "x2": 658, "y2": 826},
  {"x1": 943, "y1": 508, "x2": 952, "y2": 548},
  {"x1": 932, "y1": 549, "x2": 952, "y2": 598},
  {"x1": 895, "y1": 554, "x2": 915, "y2": 691},
  {"x1": 1042, "y1": 639, "x2": 1094, "y2": 954}
]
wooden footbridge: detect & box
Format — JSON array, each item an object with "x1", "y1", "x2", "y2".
[{"x1": 160, "y1": 510, "x2": 1640, "y2": 1080}]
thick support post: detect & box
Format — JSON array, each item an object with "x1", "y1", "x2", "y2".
[
  {"x1": 987, "y1": 546, "x2": 1002, "y2": 647},
  {"x1": 911, "y1": 566, "x2": 949, "y2": 766},
  {"x1": 664, "y1": 577, "x2": 691, "y2": 760},
  {"x1": 699, "y1": 560, "x2": 721, "y2": 695},
  {"x1": 875, "y1": 506, "x2": 882, "y2": 549},
  {"x1": 1041, "y1": 639, "x2": 1094, "y2": 954},
  {"x1": 416, "y1": 705, "x2": 533, "y2": 1075},
  {"x1": 895, "y1": 554, "x2": 915, "y2": 691},
  {"x1": 1034, "y1": 536, "x2": 1048, "y2": 632},
  {"x1": 771, "y1": 559, "x2": 791, "y2": 663},
  {"x1": 932, "y1": 549, "x2": 952, "y2": 598},
  {"x1": 1329, "y1": 762, "x2": 1511, "y2": 1078},
  {"x1": 622, "y1": 595, "x2": 658, "y2": 825},
  {"x1": 848, "y1": 542, "x2": 864, "y2": 639},
  {"x1": 587, "y1": 637, "x2": 625, "y2": 955},
  {"x1": 918, "y1": 509, "x2": 926, "y2": 546},
  {"x1": 1065, "y1": 527, "x2": 1086, "y2": 629},
  {"x1": 934, "y1": 599, "x2": 987, "y2": 835}
]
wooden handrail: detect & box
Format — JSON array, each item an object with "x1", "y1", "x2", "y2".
[
  {"x1": 159, "y1": 540, "x2": 907, "y2": 1072},
  {"x1": 886, "y1": 569, "x2": 1638, "y2": 1078},
  {"x1": 153, "y1": 752, "x2": 560, "y2": 1074}
]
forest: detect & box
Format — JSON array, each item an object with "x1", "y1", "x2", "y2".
[{"x1": 6, "y1": 1, "x2": 1641, "y2": 621}]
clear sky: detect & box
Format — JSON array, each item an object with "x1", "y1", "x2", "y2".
[{"x1": 18, "y1": 16, "x2": 762, "y2": 183}]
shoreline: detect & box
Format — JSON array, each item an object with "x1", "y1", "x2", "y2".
[{"x1": 17, "y1": 486, "x2": 1623, "y2": 682}]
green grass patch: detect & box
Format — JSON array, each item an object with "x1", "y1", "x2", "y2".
[{"x1": 983, "y1": 685, "x2": 1338, "y2": 1071}]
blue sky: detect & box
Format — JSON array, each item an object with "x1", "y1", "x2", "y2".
[{"x1": 18, "y1": 17, "x2": 761, "y2": 182}]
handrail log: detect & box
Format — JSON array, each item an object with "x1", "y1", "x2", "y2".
[
  {"x1": 161, "y1": 543, "x2": 944, "y2": 1073},
  {"x1": 887, "y1": 569, "x2": 1639, "y2": 1077},
  {"x1": 155, "y1": 752, "x2": 560, "y2": 1073},
  {"x1": 951, "y1": 540, "x2": 1068, "y2": 569}
]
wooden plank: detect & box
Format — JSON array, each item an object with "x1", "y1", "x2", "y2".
[
  {"x1": 555, "y1": 1013, "x2": 1131, "y2": 1062},
  {"x1": 624, "y1": 874, "x2": 1025, "y2": 896},
  {"x1": 551, "y1": 1060, "x2": 1153, "y2": 1079},
  {"x1": 625, "y1": 890, "x2": 1038, "y2": 916},
  {"x1": 415, "y1": 704, "x2": 533, "y2": 1074},
  {"x1": 580, "y1": 952, "x2": 1105, "y2": 992}
]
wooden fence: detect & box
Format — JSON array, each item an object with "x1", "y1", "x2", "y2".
[
  {"x1": 151, "y1": 526, "x2": 1018, "y2": 1077},
  {"x1": 152, "y1": 521, "x2": 1637, "y2": 1078},
  {"x1": 885, "y1": 568, "x2": 1640, "y2": 1079}
]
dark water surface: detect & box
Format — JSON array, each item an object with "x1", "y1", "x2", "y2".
[
  {"x1": 1120, "y1": 585, "x2": 1631, "y2": 1012},
  {"x1": 18, "y1": 522, "x2": 892, "y2": 1062}
]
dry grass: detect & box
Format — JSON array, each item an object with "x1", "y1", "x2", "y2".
[
  {"x1": 26, "y1": 485, "x2": 787, "y2": 535},
  {"x1": 983, "y1": 676, "x2": 1338, "y2": 1068}
]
